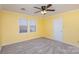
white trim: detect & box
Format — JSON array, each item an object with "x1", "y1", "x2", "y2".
[
  {"x1": 1, "y1": 36, "x2": 43, "y2": 46},
  {"x1": 29, "y1": 19, "x2": 37, "y2": 32},
  {"x1": 53, "y1": 17, "x2": 63, "y2": 42},
  {"x1": 17, "y1": 17, "x2": 28, "y2": 34},
  {"x1": 46, "y1": 37, "x2": 79, "y2": 48}
]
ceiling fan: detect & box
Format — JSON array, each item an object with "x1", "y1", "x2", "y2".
[{"x1": 34, "y1": 4, "x2": 55, "y2": 15}]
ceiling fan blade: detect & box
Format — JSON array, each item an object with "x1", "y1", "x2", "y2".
[
  {"x1": 34, "y1": 7, "x2": 41, "y2": 9},
  {"x1": 47, "y1": 9, "x2": 55, "y2": 11},
  {"x1": 34, "y1": 11, "x2": 40, "y2": 13},
  {"x1": 47, "y1": 4, "x2": 52, "y2": 8}
]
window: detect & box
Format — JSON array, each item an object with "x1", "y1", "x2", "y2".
[
  {"x1": 30, "y1": 20, "x2": 36, "y2": 32},
  {"x1": 18, "y1": 18, "x2": 28, "y2": 33}
]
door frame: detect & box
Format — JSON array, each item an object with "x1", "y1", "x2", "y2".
[{"x1": 53, "y1": 17, "x2": 63, "y2": 42}]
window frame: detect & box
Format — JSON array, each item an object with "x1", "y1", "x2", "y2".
[
  {"x1": 18, "y1": 18, "x2": 28, "y2": 34},
  {"x1": 29, "y1": 20, "x2": 36, "y2": 32}
]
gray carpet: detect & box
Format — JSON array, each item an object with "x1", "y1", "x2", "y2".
[{"x1": 1, "y1": 38, "x2": 79, "y2": 54}]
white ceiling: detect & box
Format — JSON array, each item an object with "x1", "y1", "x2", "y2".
[{"x1": 0, "y1": 4, "x2": 79, "y2": 16}]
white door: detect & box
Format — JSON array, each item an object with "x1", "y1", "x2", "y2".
[{"x1": 53, "y1": 17, "x2": 63, "y2": 42}]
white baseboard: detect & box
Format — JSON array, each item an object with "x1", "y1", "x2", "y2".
[
  {"x1": 45, "y1": 36, "x2": 79, "y2": 48},
  {"x1": 2, "y1": 36, "x2": 43, "y2": 46}
]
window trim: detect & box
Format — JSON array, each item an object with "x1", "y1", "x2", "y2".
[
  {"x1": 29, "y1": 20, "x2": 36, "y2": 32},
  {"x1": 18, "y1": 18, "x2": 28, "y2": 34}
]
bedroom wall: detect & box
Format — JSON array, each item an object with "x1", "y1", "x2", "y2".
[
  {"x1": 0, "y1": 12, "x2": 1, "y2": 41},
  {"x1": 42, "y1": 16, "x2": 54, "y2": 39},
  {"x1": 0, "y1": 11, "x2": 2, "y2": 51},
  {"x1": 44, "y1": 9, "x2": 79, "y2": 47},
  {"x1": 62, "y1": 10, "x2": 79, "y2": 47},
  {"x1": 1, "y1": 11, "x2": 45, "y2": 46}
]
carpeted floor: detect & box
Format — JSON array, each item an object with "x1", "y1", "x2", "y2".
[{"x1": 1, "y1": 38, "x2": 79, "y2": 54}]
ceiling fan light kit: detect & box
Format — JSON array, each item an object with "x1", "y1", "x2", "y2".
[{"x1": 41, "y1": 10, "x2": 47, "y2": 15}]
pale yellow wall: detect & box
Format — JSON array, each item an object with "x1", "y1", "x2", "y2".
[
  {"x1": 1, "y1": 11, "x2": 45, "y2": 46},
  {"x1": 43, "y1": 16, "x2": 54, "y2": 39},
  {"x1": 44, "y1": 10, "x2": 79, "y2": 47},
  {"x1": 0, "y1": 12, "x2": 2, "y2": 45},
  {"x1": 62, "y1": 10, "x2": 79, "y2": 47},
  {"x1": 0, "y1": 12, "x2": 1, "y2": 39}
]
